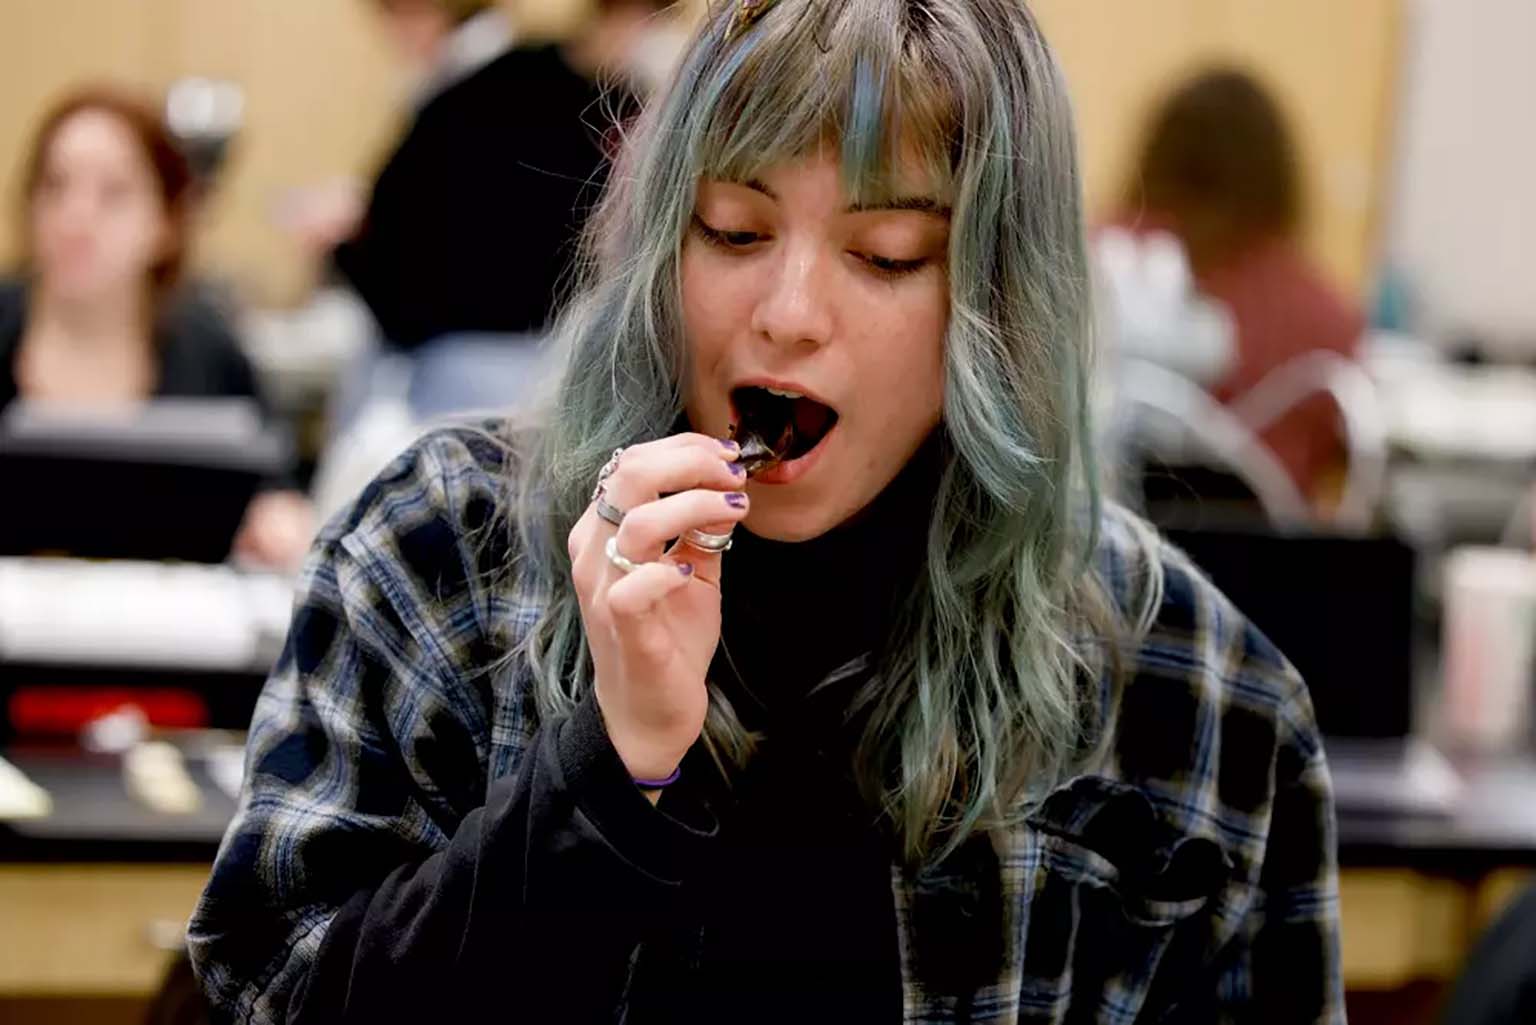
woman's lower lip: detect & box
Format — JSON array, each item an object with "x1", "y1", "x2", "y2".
[{"x1": 751, "y1": 425, "x2": 836, "y2": 485}]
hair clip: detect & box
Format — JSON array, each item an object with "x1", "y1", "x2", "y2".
[{"x1": 726, "y1": 0, "x2": 779, "y2": 42}]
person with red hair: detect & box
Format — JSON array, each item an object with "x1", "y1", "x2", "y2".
[
  {"x1": 1116, "y1": 68, "x2": 1365, "y2": 505},
  {"x1": 0, "y1": 85, "x2": 313, "y2": 568}
]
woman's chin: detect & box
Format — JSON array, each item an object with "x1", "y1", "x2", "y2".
[
  {"x1": 45, "y1": 272, "x2": 137, "y2": 306},
  {"x1": 741, "y1": 485, "x2": 871, "y2": 543},
  {"x1": 741, "y1": 503, "x2": 841, "y2": 543}
]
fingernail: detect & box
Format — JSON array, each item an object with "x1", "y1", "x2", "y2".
[
  {"x1": 678, "y1": 562, "x2": 694, "y2": 576},
  {"x1": 725, "y1": 492, "x2": 748, "y2": 509},
  {"x1": 729, "y1": 461, "x2": 746, "y2": 477},
  {"x1": 721, "y1": 438, "x2": 740, "y2": 455}
]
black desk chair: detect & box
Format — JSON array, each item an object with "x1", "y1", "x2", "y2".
[{"x1": 1106, "y1": 353, "x2": 1389, "y2": 534}]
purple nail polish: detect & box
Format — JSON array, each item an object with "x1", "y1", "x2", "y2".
[
  {"x1": 721, "y1": 437, "x2": 740, "y2": 454},
  {"x1": 729, "y1": 461, "x2": 746, "y2": 477},
  {"x1": 678, "y1": 562, "x2": 694, "y2": 577},
  {"x1": 725, "y1": 492, "x2": 748, "y2": 509}
]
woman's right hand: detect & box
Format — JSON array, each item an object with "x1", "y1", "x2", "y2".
[{"x1": 567, "y1": 434, "x2": 749, "y2": 783}]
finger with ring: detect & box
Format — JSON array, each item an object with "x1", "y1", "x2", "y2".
[
  {"x1": 595, "y1": 494, "x2": 626, "y2": 527},
  {"x1": 591, "y1": 447, "x2": 626, "y2": 503},
  {"x1": 682, "y1": 528, "x2": 733, "y2": 553},
  {"x1": 605, "y1": 535, "x2": 645, "y2": 575}
]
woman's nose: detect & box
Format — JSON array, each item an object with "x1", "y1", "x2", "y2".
[
  {"x1": 750, "y1": 238, "x2": 835, "y2": 351},
  {"x1": 50, "y1": 187, "x2": 99, "y2": 228}
]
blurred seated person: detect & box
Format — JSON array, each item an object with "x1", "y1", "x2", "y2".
[
  {"x1": 286, "y1": 0, "x2": 675, "y2": 352},
  {"x1": 0, "y1": 86, "x2": 314, "y2": 570},
  {"x1": 1440, "y1": 883, "x2": 1536, "y2": 1024},
  {"x1": 1113, "y1": 68, "x2": 1365, "y2": 506}
]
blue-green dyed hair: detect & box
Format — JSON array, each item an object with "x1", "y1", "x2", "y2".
[{"x1": 511, "y1": 0, "x2": 1158, "y2": 864}]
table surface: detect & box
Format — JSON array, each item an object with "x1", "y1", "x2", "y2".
[
  {"x1": 1338, "y1": 753, "x2": 1536, "y2": 870},
  {"x1": 6, "y1": 744, "x2": 1536, "y2": 870},
  {"x1": 1, "y1": 749, "x2": 236, "y2": 862}
]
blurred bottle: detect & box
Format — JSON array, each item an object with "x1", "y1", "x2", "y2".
[{"x1": 1440, "y1": 547, "x2": 1536, "y2": 752}]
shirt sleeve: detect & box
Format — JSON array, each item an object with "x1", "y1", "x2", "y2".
[
  {"x1": 186, "y1": 434, "x2": 714, "y2": 1024},
  {"x1": 1213, "y1": 683, "x2": 1345, "y2": 1024}
]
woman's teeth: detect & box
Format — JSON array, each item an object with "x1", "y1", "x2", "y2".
[{"x1": 765, "y1": 387, "x2": 802, "y2": 399}]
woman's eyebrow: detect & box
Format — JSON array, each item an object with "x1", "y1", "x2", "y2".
[
  {"x1": 734, "y1": 179, "x2": 948, "y2": 216},
  {"x1": 741, "y1": 178, "x2": 777, "y2": 199},
  {"x1": 847, "y1": 195, "x2": 950, "y2": 215}
]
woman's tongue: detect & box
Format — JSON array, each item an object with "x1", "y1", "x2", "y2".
[{"x1": 792, "y1": 398, "x2": 833, "y2": 442}]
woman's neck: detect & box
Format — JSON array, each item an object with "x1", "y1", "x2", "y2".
[
  {"x1": 15, "y1": 281, "x2": 156, "y2": 403},
  {"x1": 718, "y1": 433, "x2": 944, "y2": 717},
  {"x1": 30, "y1": 280, "x2": 151, "y2": 347}
]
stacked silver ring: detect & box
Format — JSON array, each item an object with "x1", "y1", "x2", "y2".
[
  {"x1": 591, "y1": 448, "x2": 625, "y2": 502},
  {"x1": 604, "y1": 536, "x2": 643, "y2": 574},
  {"x1": 595, "y1": 496, "x2": 626, "y2": 527},
  {"x1": 682, "y1": 528, "x2": 733, "y2": 553},
  {"x1": 592, "y1": 447, "x2": 627, "y2": 526},
  {"x1": 593, "y1": 445, "x2": 733, "y2": 570}
]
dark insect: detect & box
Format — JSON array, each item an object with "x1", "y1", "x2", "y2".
[
  {"x1": 729, "y1": 386, "x2": 838, "y2": 477},
  {"x1": 730, "y1": 419, "x2": 792, "y2": 477}
]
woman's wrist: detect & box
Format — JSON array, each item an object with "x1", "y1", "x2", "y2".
[
  {"x1": 595, "y1": 702, "x2": 688, "y2": 786},
  {"x1": 611, "y1": 737, "x2": 684, "y2": 787},
  {"x1": 631, "y1": 766, "x2": 682, "y2": 790}
]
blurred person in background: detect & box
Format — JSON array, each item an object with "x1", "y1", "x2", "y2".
[
  {"x1": 0, "y1": 85, "x2": 314, "y2": 569},
  {"x1": 286, "y1": 0, "x2": 679, "y2": 353},
  {"x1": 1116, "y1": 68, "x2": 1365, "y2": 506},
  {"x1": 1439, "y1": 883, "x2": 1536, "y2": 1024}
]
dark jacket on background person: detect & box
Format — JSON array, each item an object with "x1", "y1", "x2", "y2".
[
  {"x1": 187, "y1": 424, "x2": 1345, "y2": 1024},
  {"x1": 332, "y1": 44, "x2": 629, "y2": 351},
  {"x1": 1441, "y1": 884, "x2": 1536, "y2": 1025},
  {"x1": 0, "y1": 279, "x2": 264, "y2": 414}
]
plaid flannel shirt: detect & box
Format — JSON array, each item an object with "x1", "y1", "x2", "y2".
[{"x1": 188, "y1": 425, "x2": 1344, "y2": 1023}]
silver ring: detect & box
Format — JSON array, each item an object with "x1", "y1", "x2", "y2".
[
  {"x1": 591, "y1": 447, "x2": 625, "y2": 503},
  {"x1": 682, "y1": 528, "x2": 733, "y2": 553},
  {"x1": 595, "y1": 494, "x2": 626, "y2": 527},
  {"x1": 604, "y1": 535, "x2": 644, "y2": 574}
]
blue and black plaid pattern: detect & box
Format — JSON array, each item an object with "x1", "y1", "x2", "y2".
[{"x1": 188, "y1": 425, "x2": 1343, "y2": 1024}]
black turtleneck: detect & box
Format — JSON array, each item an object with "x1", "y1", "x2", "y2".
[
  {"x1": 632, "y1": 434, "x2": 942, "y2": 1023},
  {"x1": 718, "y1": 432, "x2": 940, "y2": 719}
]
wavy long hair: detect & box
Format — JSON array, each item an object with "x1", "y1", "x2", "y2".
[{"x1": 509, "y1": 0, "x2": 1159, "y2": 864}]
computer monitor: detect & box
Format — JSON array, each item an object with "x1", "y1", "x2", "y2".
[
  {"x1": 1164, "y1": 528, "x2": 1418, "y2": 740},
  {"x1": 0, "y1": 398, "x2": 289, "y2": 564}
]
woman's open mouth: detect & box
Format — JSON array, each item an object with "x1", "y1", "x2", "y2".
[{"x1": 729, "y1": 385, "x2": 839, "y2": 484}]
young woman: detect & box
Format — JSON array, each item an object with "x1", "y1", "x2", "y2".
[
  {"x1": 190, "y1": 1, "x2": 1342, "y2": 1021},
  {"x1": 1, "y1": 86, "x2": 313, "y2": 568}
]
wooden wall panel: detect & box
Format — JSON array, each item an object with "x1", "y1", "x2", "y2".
[
  {"x1": 158, "y1": 0, "x2": 401, "y2": 303},
  {"x1": 1035, "y1": 0, "x2": 1402, "y2": 294},
  {"x1": 1202, "y1": 0, "x2": 1403, "y2": 294},
  {"x1": 0, "y1": 1, "x2": 158, "y2": 266},
  {"x1": 0, "y1": 0, "x2": 1400, "y2": 302},
  {"x1": 0, "y1": 0, "x2": 398, "y2": 304}
]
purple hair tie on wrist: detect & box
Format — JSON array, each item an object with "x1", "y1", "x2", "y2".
[{"x1": 632, "y1": 767, "x2": 682, "y2": 790}]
